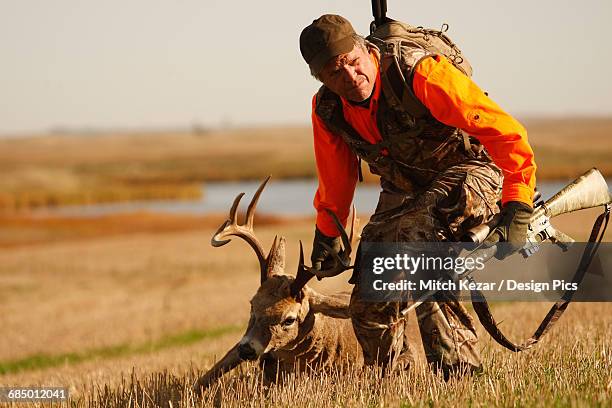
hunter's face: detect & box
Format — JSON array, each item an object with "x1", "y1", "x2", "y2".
[{"x1": 319, "y1": 44, "x2": 377, "y2": 102}]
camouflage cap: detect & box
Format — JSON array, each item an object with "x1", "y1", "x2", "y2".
[{"x1": 299, "y1": 14, "x2": 356, "y2": 75}]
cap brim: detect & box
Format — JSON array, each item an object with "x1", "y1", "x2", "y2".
[{"x1": 309, "y1": 36, "x2": 355, "y2": 75}]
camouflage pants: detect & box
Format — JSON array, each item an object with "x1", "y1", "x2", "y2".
[{"x1": 349, "y1": 160, "x2": 502, "y2": 375}]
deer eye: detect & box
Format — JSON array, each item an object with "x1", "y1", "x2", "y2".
[{"x1": 281, "y1": 317, "x2": 296, "y2": 327}]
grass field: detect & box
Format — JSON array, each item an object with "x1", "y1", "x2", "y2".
[
  {"x1": 0, "y1": 118, "x2": 610, "y2": 406},
  {"x1": 0, "y1": 117, "x2": 611, "y2": 211},
  {"x1": 0, "y1": 208, "x2": 610, "y2": 407}
]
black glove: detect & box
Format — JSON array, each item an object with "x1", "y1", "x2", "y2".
[
  {"x1": 311, "y1": 227, "x2": 342, "y2": 271},
  {"x1": 483, "y1": 201, "x2": 533, "y2": 260}
]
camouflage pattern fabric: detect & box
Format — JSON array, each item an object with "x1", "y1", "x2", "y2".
[
  {"x1": 349, "y1": 160, "x2": 502, "y2": 376},
  {"x1": 313, "y1": 39, "x2": 503, "y2": 377}
]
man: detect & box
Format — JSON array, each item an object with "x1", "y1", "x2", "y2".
[{"x1": 299, "y1": 14, "x2": 536, "y2": 377}]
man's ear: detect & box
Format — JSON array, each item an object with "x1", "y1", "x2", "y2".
[{"x1": 307, "y1": 289, "x2": 351, "y2": 319}]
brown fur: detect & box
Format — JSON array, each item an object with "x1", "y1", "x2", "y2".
[
  {"x1": 194, "y1": 181, "x2": 364, "y2": 393},
  {"x1": 253, "y1": 276, "x2": 363, "y2": 382},
  {"x1": 193, "y1": 239, "x2": 363, "y2": 392}
]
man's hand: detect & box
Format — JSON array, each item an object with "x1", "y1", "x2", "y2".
[
  {"x1": 483, "y1": 201, "x2": 533, "y2": 260},
  {"x1": 311, "y1": 227, "x2": 342, "y2": 271}
]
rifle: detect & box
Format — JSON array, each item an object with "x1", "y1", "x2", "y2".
[
  {"x1": 401, "y1": 168, "x2": 611, "y2": 351},
  {"x1": 370, "y1": 0, "x2": 389, "y2": 34}
]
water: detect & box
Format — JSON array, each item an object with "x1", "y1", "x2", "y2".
[{"x1": 31, "y1": 178, "x2": 611, "y2": 218}]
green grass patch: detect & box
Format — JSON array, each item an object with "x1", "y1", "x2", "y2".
[{"x1": 0, "y1": 325, "x2": 241, "y2": 375}]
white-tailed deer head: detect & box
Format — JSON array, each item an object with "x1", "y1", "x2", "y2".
[
  {"x1": 211, "y1": 177, "x2": 357, "y2": 360},
  {"x1": 194, "y1": 177, "x2": 361, "y2": 392}
]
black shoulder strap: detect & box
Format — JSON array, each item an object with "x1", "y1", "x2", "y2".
[{"x1": 471, "y1": 205, "x2": 610, "y2": 352}]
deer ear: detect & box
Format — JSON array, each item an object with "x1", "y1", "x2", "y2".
[
  {"x1": 307, "y1": 289, "x2": 351, "y2": 319},
  {"x1": 297, "y1": 293, "x2": 310, "y2": 322},
  {"x1": 263, "y1": 236, "x2": 286, "y2": 282}
]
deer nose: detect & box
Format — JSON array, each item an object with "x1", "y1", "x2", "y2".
[{"x1": 238, "y1": 342, "x2": 258, "y2": 361}]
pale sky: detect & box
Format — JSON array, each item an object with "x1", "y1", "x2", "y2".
[{"x1": 1, "y1": 0, "x2": 610, "y2": 134}]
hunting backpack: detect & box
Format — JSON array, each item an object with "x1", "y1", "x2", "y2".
[
  {"x1": 314, "y1": 19, "x2": 485, "y2": 190},
  {"x1": 366, "y1": 20, "x2": 473, "y2": 118}
]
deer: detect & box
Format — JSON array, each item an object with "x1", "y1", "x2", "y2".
[{"x1": 193, "y1": 177, "x2": 364, "y2": 392}]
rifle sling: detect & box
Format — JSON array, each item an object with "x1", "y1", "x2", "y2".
[{"x1": 470, "y1": 205, "x2": 610, "y2": 352}]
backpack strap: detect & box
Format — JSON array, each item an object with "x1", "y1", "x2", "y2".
[
  {"x1": 378, "y1": 42, "x2": 432, "y2": 119},
  {"x1": 380, "y1": 54, "x2": 428, "y2": 119}
]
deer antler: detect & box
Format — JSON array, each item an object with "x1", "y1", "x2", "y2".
[
  {"x1": 290, "y1": 207, "x2": 359, "y2": 297},
  {"x1": 290, "y1": 241, "x2": 315, "y2": 297},
  {"x1": 212, "y1": 176, "x2": 270, "y2": 283}
]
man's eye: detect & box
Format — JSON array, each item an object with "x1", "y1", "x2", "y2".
[{"x1": 282, "y1": 317, "x2": 296, "y2": 327}]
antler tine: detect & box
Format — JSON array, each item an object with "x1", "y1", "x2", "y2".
[
  {"x1": 349, "y1": 205, "x2": 357, "y2": 245},
  {"x1": 349, "y1": 205, "x2": 361, "y2": 257},
  {"x1": 211, "y1": 192, "x2": 245, "y2": 247},
  {"x1": 301, "y1": 208, "x2": 357, "y2": 280},
  {"x1": 211, "y1": 220, "x2": 232, "y2": 247},
  {"x1": 290, "y1": 241, "x2": 315, "y2": 297},
  {"x1": 246, "y1": 176, "x2": 271, "y2": 229},
  {"x1": 210, "y1": 181, "x2": 269, "y2": 278},
  {"x1": 228, "y1": 192, "x2": 245, "y2": 226},
  {"x1": 324, "y1": 208, "x2": 352, "y2": 257},
  {"x1": 313, "y1": 241, "x2": 351, "y2": 278}
]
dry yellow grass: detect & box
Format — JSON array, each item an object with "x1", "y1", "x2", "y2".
[
  {"x1": 522, "y1": 117, "x2": 612, "y2": 179},
  {"x1": 0, "y1": 208, "x2": 610, "y2": 406},
  {"x1": 0, "y1": 212, "x2": 294, "y2": 248},
  {"x1": 76, "y1": 301, "x2": 612, "y2": 407},
  {"x1": 3, "y1": 301, "x2": 611, "y2": 408},
  {"x1": 0, "y1": 119, "x2": 610, "y2": 405}
]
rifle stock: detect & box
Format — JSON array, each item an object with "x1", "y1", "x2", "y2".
[{"x1": 533, "y1": 168, "x2": 611, "y2": 220}]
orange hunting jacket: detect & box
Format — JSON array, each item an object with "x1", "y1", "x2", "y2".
[{"x1": 312, "y1": 54, "x2": 537, "y2": 237}]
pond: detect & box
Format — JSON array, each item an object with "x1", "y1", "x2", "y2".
[{"x1": 31, "y1": 178, "x2": 612, "y2": 218}]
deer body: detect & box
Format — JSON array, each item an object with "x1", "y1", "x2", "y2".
[{"x1": 193, "y1": 178, "x2": 363, "y2": 392}]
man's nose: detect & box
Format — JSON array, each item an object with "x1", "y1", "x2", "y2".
[{"x1": 341, "y1": 65, "x2": 358, "y2": 83}]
